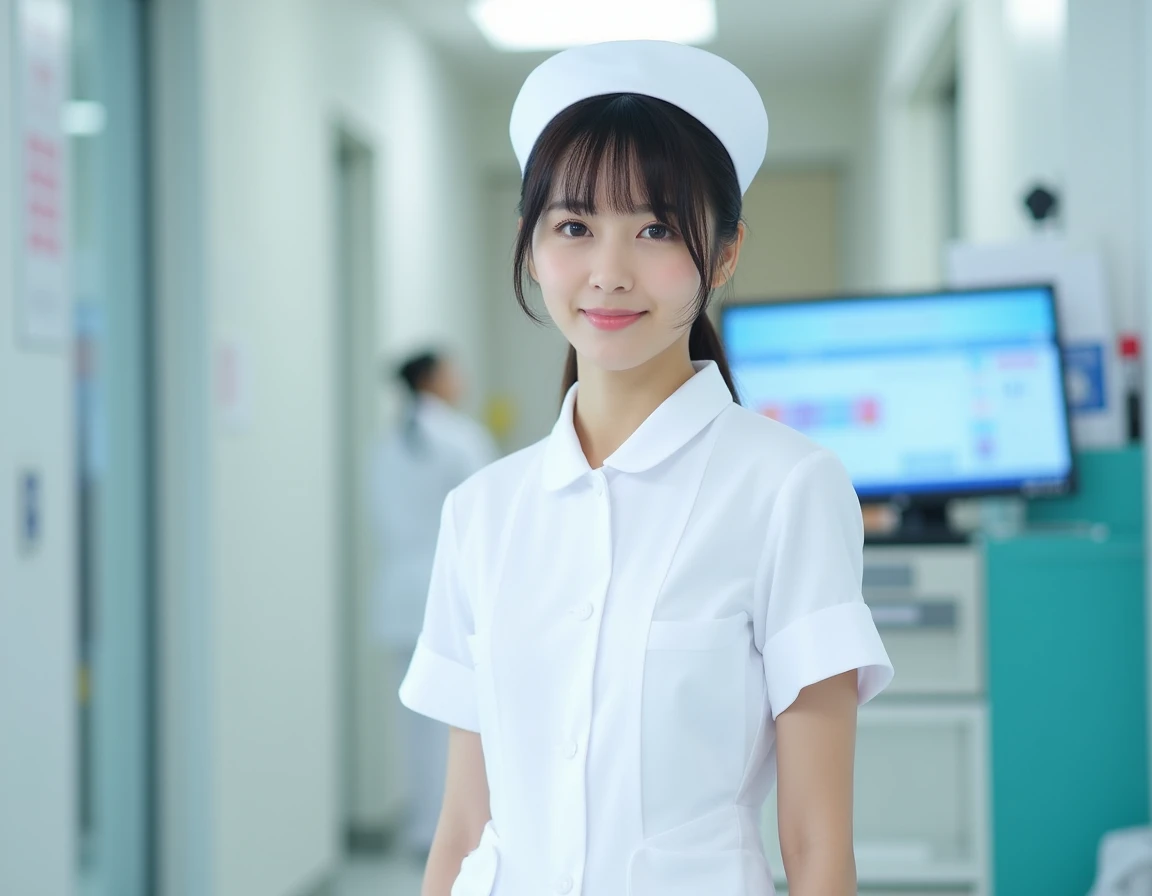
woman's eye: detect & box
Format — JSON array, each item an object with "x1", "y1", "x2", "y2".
[
  {"x1": 643, "y1": 224, "x2": 672, "y2": 240},
  {"x1": 559, "y1": 221, "x2": 588, "y2": 237}
]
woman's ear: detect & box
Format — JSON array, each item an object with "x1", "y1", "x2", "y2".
[{"x1": 712, "y1": 222, "x2": 746, "y2": 289}]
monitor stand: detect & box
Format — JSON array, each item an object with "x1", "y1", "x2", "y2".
[{"x1": 867, "y1": 499, "x2": 969, "y2": 545}]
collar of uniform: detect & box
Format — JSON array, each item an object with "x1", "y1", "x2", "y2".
[{"x1": 540, "y1": 361, "x2": 732, "y2": 491}]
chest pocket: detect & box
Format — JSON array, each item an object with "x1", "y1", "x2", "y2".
[{"x1": 641, "y1": 612, "x2": 754, "y2": 837}]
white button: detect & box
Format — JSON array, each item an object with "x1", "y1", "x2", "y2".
[
  {"x1": 556, "y1": 874, "x2": 574, "y2": 894},
  {"x1": 592, "y1": 476, "x2": 605, "y2": 496},
  {"x1": 562, "y1": 740, "x2": 579, "y2": 759},
  {"x1": 574, "y1": 602, "x2": 594, "y2": 621}
]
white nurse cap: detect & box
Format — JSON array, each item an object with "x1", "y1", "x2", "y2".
[{"x1": 509, "y1": 40, "x2": 769, "y2": 196}]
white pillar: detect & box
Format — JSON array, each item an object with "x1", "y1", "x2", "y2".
[
  {"x1": 1003, "y1": 0, "x2": 1067, "y2": 212},
  {"x1": 958, "y1": 0, "x2": 1019, "y2": 243},
  {"x1": 150, "y1": 0, "x2": 215, "y2": 892},
  {"x1": 1065, "y1": 0, "x2": 1143, "y2": 333}
]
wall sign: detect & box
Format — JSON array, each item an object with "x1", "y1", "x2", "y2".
[{"x1": 16, "y1": 0, "x2": 71, "y2": 348}]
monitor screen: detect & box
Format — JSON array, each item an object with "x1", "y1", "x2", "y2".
[{"x1": 721, "y1": 286, "x2": 1075, "y2": 501}]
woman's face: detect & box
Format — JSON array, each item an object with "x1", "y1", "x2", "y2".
[
  {"x1": 426, "y1": 359, "x2": 464, "y2": 407},
  {"x1": 529, "y1": 179, "x2": 704, "y2": 374}
]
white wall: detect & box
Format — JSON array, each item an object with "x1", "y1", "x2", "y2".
[
  {"x1": 324, "y1": 1, "x2": 486, "y2": 414},
  {"x1": 831, "y1": 0, "x2": 1046, "y2": 290},
  {"x1": 0, "y1": 2, "x2": 77, "y2": 895},
  {"x1": 154, "y1": 0, "x2": 485, "y2": 893},
  {"x1": 867, "y1": 0, "x2": 1142, "y2": 338},
  {"x1": 1065, "y1": 0, "x2": 1144, "y2": 334},
  {"x1": 859, "y1": 0, "x2": 1047, "y2": 289},
  {"x1": 200, "y1": 2, "x2": 339, "y2": 892},
  {"x1": 959, "y1": 0, "x2": 1065, "y2": 244},
  {"x1": 855, "y1": 0, "x2": 958, "y2": 290},
  {"x1": 904, "y1": 0, "x2": 1148, "y2": 330},
  {"x1": 152, "y1": 0, "x2": 213, "y2": 890},
  {"x1": 956, "y1": 0, "x2": 1019, "y2": 245},
  {"x1": 860, "y1": 0, "x2": 1078, "y2": 291},
  {"x1": 1004, "y1": 0, "x2": 1066, "y2": 213},
  {"x1": 749, "y1": 0, "x2": 1050, "y2": 295}
]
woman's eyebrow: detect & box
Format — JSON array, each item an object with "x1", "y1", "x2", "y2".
[
  {"x1": 544, "y1": 200, "x2": 654, "y2": 215},
  {"x1": 544, "y1": 199, "x2": 590, "y2": 214}
]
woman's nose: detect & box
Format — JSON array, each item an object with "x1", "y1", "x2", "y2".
[{"x1": 588, "y1": 241, "x2": 634, "y2": 293}]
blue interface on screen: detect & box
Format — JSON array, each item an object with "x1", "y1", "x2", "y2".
[{"x1": 721, "y1": 287, "x2": 1075, "y2": 499}]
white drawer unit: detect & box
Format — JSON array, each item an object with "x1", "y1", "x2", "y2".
[
  {"x1": 763, "y1": 703, "x2": 989, "y2": 896},
  {"x1": 862, "y1": 544, "x2": 984, "y2": 696}
]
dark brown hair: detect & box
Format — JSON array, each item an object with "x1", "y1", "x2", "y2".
[
  {"x1": 393, "y1": 349, "x2": 442, "y2": 453},
  {"x1": 511, "y1": 93, "x2": 742, "y2": 403},
  {"x1": 394, "y1": 350, "x2": 441, "y2": 395}
]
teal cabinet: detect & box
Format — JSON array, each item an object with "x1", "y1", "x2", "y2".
[{"x1": 985, "y1": 447, "x2": 1149, "y2": 896}]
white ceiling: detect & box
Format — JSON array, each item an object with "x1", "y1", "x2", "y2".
[{"x1": 395, "y1": 0, "x2": 897, "y2": 100}]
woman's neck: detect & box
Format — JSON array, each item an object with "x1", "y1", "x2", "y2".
[{"x1": 572, "y1": 342, "x2": 697, "y2": 469}]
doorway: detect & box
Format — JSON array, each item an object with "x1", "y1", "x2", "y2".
[
  {"x1": 70, "y1": 0, "x2": 154, "y2": 894},
  {"x1": 332, "y1": 127, "x2": 399, "y2": 851},
  {"x1": 731, "y1": 166, "x2": 845, "y2": 302}
]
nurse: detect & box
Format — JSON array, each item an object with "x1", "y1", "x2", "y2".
[
  {"x1": 372, "y1": 349, "x2": 498, "y2": 857},
  {"x1": 400, "y1": 40, "x2": 894, "y2": 896}
]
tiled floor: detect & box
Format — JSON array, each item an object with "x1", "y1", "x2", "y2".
[{"x1": 335, "y1": 854, "x2": 425, "y2": 896}]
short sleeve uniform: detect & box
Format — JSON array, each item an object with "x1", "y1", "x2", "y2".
[{"x1": 400, "y1": 361, "x2": 893, "y2": 896}]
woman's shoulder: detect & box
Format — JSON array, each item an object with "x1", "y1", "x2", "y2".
[
  {"x1": 449, "y1": 437, "x2": 549, "y2": 517},
  {"x1": 715, "y1": 403, "x2": 837, "y2": 484}
]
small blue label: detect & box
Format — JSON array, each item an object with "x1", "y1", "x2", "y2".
[{"x1": 1062, "y1": 342, "x2": 1107, "y2": 413}]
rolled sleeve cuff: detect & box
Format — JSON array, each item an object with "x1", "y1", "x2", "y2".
[
  {"x1": 764, "y1": 601, "x2": 893, "y2": 719},
  {"x1": 398, "y1": 639, "x2": 480, "y2": 733}
]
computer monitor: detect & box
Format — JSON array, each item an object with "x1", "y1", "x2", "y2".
[{"x1": 721, "y1": 284, "x2": 1076, "y2": 539}]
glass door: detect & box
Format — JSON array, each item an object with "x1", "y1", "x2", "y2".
[{"x1": 70, "y1": 0, "x2": 152, "y2": 893}]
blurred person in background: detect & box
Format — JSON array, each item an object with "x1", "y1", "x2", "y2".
[{"x1": 371, "y1": 349, "x2": 498, "y2": 860}]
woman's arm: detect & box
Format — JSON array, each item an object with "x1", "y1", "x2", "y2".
[
  {"x1": 775, "y1": 670, "x2": 860, "y2": 896},
  {"x1": 421, "y1": 727, "x2": 491, "y2": 896}
]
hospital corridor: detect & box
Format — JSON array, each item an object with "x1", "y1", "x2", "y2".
[{"x1": 2, "y1": 1, "x2": 1152, "y2": 895}]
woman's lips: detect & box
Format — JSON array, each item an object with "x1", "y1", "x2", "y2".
[{"x1": 581, "y1": 308, "x2": 647, "y2": 331}]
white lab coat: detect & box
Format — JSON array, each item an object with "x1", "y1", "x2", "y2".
[
  {"x1": 372, "y1": 394, "x2": 498, "y2": 647},
  {"x1": 400, "y1": 361, "x2": 893, "y2": 896},
  {"x1": 1090, "y1": 828, "x2": 1152, "y2": 896}
]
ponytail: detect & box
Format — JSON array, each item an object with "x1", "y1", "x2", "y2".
[
  {"x1": 688, "y1": 314, "x2": 739, "y2": 402},
  {"x1": 558, "y1": 313, "x2": 741, "y2": 406},
  {"x1": 401, "y1": 400, "x2": 426, "y2": 455},
  {"x1": 560, "y1": 346, "x2": 580, "y2": 405},
  {"x1": 394, "y1": 349, "x2": 441, "y2": 456}
]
